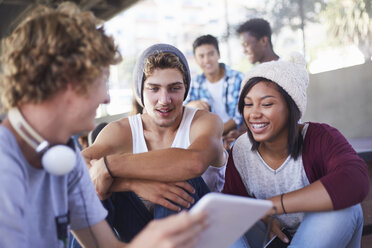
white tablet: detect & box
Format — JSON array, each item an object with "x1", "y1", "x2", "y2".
[{"x1": 190, "y1": 193, "x2": 273, "y2": 248}]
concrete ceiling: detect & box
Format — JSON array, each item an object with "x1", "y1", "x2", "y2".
[
  {"x1": 0, "y1": 0, "x2": 140, "y2": 40},
  {"x1": 0, "y1": 0, "x2": 140, "y2": 119}
]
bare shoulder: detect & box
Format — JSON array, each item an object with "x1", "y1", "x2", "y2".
[
  {"x1": 190, "y1": 109, "x2": 223, "y2": 139},
  {"x1": 97, "y1": 117, "x2": 130, "y2": 139},
  {"x1": 107, "y1": 117, "x2": 131, "y2": 133},
  {"x1": 192, "y1": 109, "x2": 223, "y2": 127},
  {"x1": 87, "y1": 117, "x2": 132, "y2": 155}
]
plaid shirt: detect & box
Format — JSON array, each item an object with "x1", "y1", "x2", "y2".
[{"x1": 185, "y1": 63, "x2": 244, "y2": 127}]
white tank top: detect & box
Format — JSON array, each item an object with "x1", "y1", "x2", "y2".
[{"x1": 128, "y1": 106, "x2": 226, "y2": 192}]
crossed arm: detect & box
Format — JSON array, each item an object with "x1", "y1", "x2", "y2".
[
  {"x1": 84, "y1": 111, "x2": 224, "y2": 179},
  {"x1": 83, "y1": 110, "x2": 225, "y2": 209},
  {"x1": 107, "y1": 111, "x2": 225, "y2": 181}
]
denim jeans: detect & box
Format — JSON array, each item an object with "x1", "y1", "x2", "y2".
[
  {"x1": 69, "y1": 176, "x2": 210, "y2": 247},
  {"x1": 231, "y1": 204, "x2": 363, "y2": 248}
]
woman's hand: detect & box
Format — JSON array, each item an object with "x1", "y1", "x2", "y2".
[{"x1": 262, "y1": 216, "x2": 290, "y2": 244}]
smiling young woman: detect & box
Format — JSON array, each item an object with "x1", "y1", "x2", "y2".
[{"x1": 225, "y1": 52, "x2": 369, "y2": 248}]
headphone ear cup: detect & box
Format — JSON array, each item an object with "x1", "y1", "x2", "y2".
[{"x1": 42, "y1": 145, "x2": 77, "y2": 176}]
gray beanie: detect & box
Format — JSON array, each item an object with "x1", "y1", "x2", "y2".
[
  {"x1": 133, "y1": 43, "x2": 191, "y2": 106},
  {"x1": 243, "y1": 52, "x2": 309, "y2": 117}
]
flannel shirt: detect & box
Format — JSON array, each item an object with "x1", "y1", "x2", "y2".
[{"x1": 185, "y1": 63, "x2": 244, "y2": 127}]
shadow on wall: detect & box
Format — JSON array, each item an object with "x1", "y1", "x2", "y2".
[{"x1": 303, "y1": 61, "x2": 372, "y2": 139}]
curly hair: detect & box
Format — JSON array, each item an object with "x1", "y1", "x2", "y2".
[
  {"x1": 0, "y1": 1, "x2": 121, "y2": 111},
  {"x1": 143, "y1": 52, "x2": 188, "y2": 88}
]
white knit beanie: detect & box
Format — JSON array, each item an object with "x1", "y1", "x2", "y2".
[{"x1": 243, "y1": 52, "x2": 309, "y2": 117}]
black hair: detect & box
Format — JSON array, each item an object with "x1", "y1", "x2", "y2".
[
  {"x1": 89, "y1": 122, "x2": 108, "y2": 145},
  {"x1": 237, "y1": 18, "x2": 273, "y2": 48},
  {"x1": 192, "y1": 34, "x2": 220, "y2": 54},
  {"x1": 238, "y1": 77, "x2": 303, "y2": 159}
]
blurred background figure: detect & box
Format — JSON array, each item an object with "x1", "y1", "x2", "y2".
[
  {"x1": 237, "y1": 18, "x2": 279, "y2": 65},
  {"x1": 78, "y1": 133, "x2": 89, "y2": 150},
  {"x1": 185, "y1": 34, "x2": 244, "y2": 150}
]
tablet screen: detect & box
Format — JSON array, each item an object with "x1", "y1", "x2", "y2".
[{"x1": 190, "y1": 193, "x2": 272, "y2": 248}]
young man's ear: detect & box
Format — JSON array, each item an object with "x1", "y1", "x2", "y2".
[{"x1": 259, "y1": 36, "x2": 269, "y2": 46}]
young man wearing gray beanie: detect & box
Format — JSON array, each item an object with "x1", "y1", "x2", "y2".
[{"x1": 81, "y1": 44, "x2": 227, "y2": 242}]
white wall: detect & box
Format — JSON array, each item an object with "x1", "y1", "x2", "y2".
[{"x1": 303, "y1": 61, "x2": 372, "y2": 139}]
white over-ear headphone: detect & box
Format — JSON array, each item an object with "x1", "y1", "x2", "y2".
[{"x1": 8, "y1": 108, "x2": 77, "y2": 176}]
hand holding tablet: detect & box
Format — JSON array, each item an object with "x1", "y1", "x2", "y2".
[{"x1": 189, "y1": 193, "x2": 273, "y2": 248}]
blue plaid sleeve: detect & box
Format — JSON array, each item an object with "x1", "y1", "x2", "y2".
[
  {"x1": 226, "y1": 69, "x2": 244, "y2": 127},
  {"x1": 184, "y1": 74, "x2": 210, "y2": 104}
]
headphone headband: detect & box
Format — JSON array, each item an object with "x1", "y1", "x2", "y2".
[
  {"x1": 7, "y1": 107, "x2": 77, "y2": 176},
  {"x1": 8, "y1": 108, "x2": 50, "y2": 152}
]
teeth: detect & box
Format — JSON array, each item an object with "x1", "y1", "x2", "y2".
[
  {"x1": 251, "y1": 123, "x2": 268, "y2": 129},
  {"x1": 158, "y1": 109, "x2": 170, "y2": 113}
]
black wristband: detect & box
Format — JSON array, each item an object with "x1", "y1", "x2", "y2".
[
  {"x1": 103, "y1": 156, "x2": 114, "y2": 178},
  {"x1": 281, "y1": 193, "x2": 287, "y2": 214}
]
